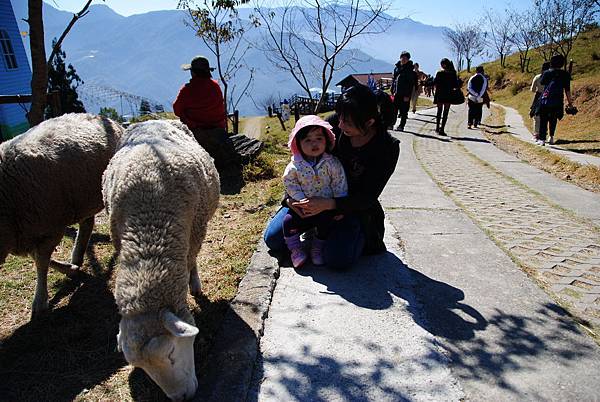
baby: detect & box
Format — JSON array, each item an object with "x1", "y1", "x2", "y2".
[{"x1": 283, "y1": 115, "x2": 348, "y2": 268}]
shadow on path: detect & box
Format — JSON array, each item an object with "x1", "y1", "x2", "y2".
[{"x1": 255, "y1": 251, "x2": 595, "y2": 400}]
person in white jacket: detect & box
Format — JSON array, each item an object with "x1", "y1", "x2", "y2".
[{"x1": 466, "y1": 66, "x2": 488, "y2": 129}]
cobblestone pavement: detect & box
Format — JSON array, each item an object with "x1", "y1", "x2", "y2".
[{"x1": 408, "y1": 109, "x2": 600, "y2": 329}]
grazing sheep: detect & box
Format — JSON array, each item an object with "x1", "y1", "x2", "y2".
[
  {"x1": 0, "y1": 113, "x2": 122, "y2": 318},
  {"x1": 102, "y1": 119, "x2": 220, "y2": 401}
]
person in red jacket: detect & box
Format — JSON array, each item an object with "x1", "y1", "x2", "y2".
[
  {"x1": 173, "y1": 56, "x2": 227, "y2": 130},
  {"x1": 174, "y1": 56, "x2": 240, "y2": 192}
]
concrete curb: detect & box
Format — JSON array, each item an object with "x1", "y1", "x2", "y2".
[{"x1": 196, "y1": 240, "x2": 280, "y2": 402}]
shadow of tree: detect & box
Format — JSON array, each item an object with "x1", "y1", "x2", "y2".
[{"x1": 256, "y1": 251, "x2": 595, "y2": 400}]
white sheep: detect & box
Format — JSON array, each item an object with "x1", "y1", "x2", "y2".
[
  {"x1": 0, "y1": 113, "x2": 122, "y2": 318},
  {"x1": 102, "y1": 119, "x2": 220, "y2": 401}
]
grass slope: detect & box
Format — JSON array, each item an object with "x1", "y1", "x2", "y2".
[{"x1": 462, "y1": 27, "x2": 600, "y2": 156}]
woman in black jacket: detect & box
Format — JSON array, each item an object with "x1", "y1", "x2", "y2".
[
  {"x1": 433, "y1": 58, "x2": 458, "y2": 136},
  {"x1": 263, "y1": 85, "x2": 400, "y2": 270}
]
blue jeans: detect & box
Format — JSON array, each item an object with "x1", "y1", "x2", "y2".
[{"x1": 263, "y1": 207, "x2": 365, "y2": 270}]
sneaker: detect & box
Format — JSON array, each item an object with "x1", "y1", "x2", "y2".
[
  {"x1": 536, "y1": 139, "x2": 545, "y2": 146},
  {"x1": 468, "y1": 125, "x2": 472, "y2": 129},
  {"x1": 290, "y1": 248, "x2": 308, "y2": 268},
  {"x1": 549, "y1": 136, "x2": 554, "y2": 145},
  {"x1": 399, "y1": 126, "x2": 405, "y2": 132}
]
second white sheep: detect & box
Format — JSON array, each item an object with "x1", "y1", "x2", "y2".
[{"x1": 102, "y1": 119, "x2": 220, "y2": 401}]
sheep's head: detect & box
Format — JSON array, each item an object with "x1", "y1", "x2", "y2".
[{"x1": 117, "y1": 309, "x2": 199, "y2": 401}]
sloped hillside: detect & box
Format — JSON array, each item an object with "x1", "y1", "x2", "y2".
[{"x1": 474, "y1": 27, "x2": 600, "y2": 156}]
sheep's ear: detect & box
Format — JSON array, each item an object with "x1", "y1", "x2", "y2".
[{"x1": 160, "y1": 310, "x2": 199, "y2": 338}]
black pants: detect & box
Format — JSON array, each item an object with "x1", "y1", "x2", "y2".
[
  {"x1": 467, "y1": 100, "x2": 483, "y2": 126},
  {"x1": 538, "y1": 106, "x2": 560, "y2": 141},
  {"x1": 397, "y1": 99, "x2": 410, "y2": 129},
  {"x1": 283, "y1": 209, "x2": 337, "y2": 239},
  {"x1": 192, "y1": 127, "x2": 240, "y2": 172},
  {"x1": 436, "y1": 103, "x2": 450, "y2": 132}
]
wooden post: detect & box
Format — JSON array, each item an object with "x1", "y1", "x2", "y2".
[
  {"x1": 276, "y1": 111, "x2": 286, "y2": 130},
  {"x1": 233, "y1": 110, "x2": 239, "y2": 135},
  {"x1": 294, "y1": 106, "x2": 300, "y2": 122}
]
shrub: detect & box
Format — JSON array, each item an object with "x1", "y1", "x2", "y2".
[
  {"x1": 510, "y1": 81, "x2": 528, "y2": 96},
  {"x1": 243, "y1": 152, "x2": 277, "y2": 182},
  {"x1": 492, "y1": 70, "x2": 506, "y2": 89}
]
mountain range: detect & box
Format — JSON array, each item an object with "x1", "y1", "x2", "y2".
[{"x1": 11, "y1": 1, "x2": 449, "y2": 116}]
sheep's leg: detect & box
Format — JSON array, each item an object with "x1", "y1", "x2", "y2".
[
  {"x1": 70, "y1": 215, "x2": 95, "y2": 267},
  {"x1": 49, "y1": 259, "x2": 80, "y2": 277},
  {"x1": 31, "y1": 248, "x2": 53, "y2": 318},
  {"x1": 188, "y1": 223, "x2": 207, "y2": 297},
  {"x1": 189, "y1": 265, "x2": 201, "y2": 297}
]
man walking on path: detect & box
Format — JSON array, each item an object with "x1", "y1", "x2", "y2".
[{"x1": 392, "y1": 51, "x2": 416, "y2": 131}]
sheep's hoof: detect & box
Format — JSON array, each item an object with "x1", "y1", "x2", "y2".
[
  {"x1": 50, "y1": 260, "x2": 81, "y2": 277},
  {"x1": 31, "y1": 300, "x2": 49, "y2": 319},
  {"x1": 189, "y1": 281, "x2": 202, "y2": 297}
]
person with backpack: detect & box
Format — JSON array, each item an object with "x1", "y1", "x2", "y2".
[
  {"x1": 529, "y1": 62, "x2": 551, "y2": 141},
  {"x1": 392, "y1": 51, "x2": 416, "y2": 131},
  {"x1": 537, "y1": 54, "x2": 574, "y2": 146}
]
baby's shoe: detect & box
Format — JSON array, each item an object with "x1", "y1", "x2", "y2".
[
  {"x1": 310, "y1": 238, "x2": 326, "y2": 266},
  {"x1": 285, "y1": 234, "x2": 308, "y2": 268}
]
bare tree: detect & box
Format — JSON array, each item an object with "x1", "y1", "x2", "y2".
[
  {"x1": 253, "y1": 0, "x2": 391, "y2": 113},
  {"x1": 26, "y1": 0, "x2": 47, "y2": 126},
  {"x1": 484, "y1": 9, "x2": 514, "y2": 68},
  {"x1": 444, "y1": 23, "x2": 485, "y2": 72},
  {"x1": 533, "y1": 0, "x2": 598, "y2": 67},
  {"x1": 443, "y1": 28, "x2": 464, "y2": 71},
  {"x1": 26, "y1": 0, "x2": 103, "y2": 126},
  {"x1": 179, "y1": 0, "x2": 256, "y2": 123},
  {"x1": 510, "y1": 10, "x2": 538, "y2": 72}
]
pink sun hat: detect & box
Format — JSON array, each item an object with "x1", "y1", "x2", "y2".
[{"x1": 287, "y1": 115, "x2": 336, "y2": 157}]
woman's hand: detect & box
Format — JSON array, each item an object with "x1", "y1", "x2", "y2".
[
  {"x1": 292, "y1": 197, "x2": 336, "y2": 217},
  {"x1": 286, "y1": 198, "x2": 308, "y2": 218}
]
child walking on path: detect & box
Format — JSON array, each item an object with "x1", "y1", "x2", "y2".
[{"x1": 282, "y1": 115, "x2": 348, "y2": 268}]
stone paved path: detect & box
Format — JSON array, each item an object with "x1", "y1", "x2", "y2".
[{"x1": 409, "y1": 107, "x2": 600, "y2": 330}]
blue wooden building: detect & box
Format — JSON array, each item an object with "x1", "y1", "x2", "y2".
[{"x1": 0, "y1": 0, "x2": 31, "y2": 141}]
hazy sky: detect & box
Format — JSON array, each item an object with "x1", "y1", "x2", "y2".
[{"x1": 42, "y1": 0, "x2": 530, "y2": 27}]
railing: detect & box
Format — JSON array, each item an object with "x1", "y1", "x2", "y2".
[{"x1": 0, "y1": 91, "x2": 61, "y2": 115}]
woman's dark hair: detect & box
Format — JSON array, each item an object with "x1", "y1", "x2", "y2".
[
  {"x1": 440, "y1": 58, "x2": 455, "y2": 72},
  {"x1": 295, "y1": 125, "x2": 332, "y2": 153},
  {"x1": 541, "y1": 61, "x2": 551, "y2": 73},
  {"x1": 550, "y1": 54, "x2": 565, "y2": 69},
  {"x1": 335, "y1": 84, "x2": 381, "y2": 132}
]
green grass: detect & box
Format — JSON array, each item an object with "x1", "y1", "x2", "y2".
[{"x1": 461, "y1": 27, "x2": 600, "y2": 156}]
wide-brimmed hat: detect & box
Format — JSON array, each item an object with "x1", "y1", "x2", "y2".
[
  {"x1": 181, "y1": 55, "x2": 215, "y2": 72},
  {"x1": 288, "y1": 115, "x2": 336, "y2": 157}
]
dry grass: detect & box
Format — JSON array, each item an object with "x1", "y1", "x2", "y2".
[
  {"x1": 465, "y1": 27, "x2": 600, "y2": 156},
  {"x1": 0, "y1": 118, "x2": 290, "y2": 401},
  {"x1": 483, "y1": 105, "x2": 600, "y2": 194}
]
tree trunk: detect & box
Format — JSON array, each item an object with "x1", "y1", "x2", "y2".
[{"x1": 27, "y1": 0, "x2": 47, "y2": 127}]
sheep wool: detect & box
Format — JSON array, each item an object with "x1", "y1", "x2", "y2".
[
  {"x1": 103, "y1": 119, "x2": 219, "y2": 400},
  {"x1": 104, "y1": 119, "x2": 220, "y2": 316},
  {"x1": 0, "y1": 113, "x2": 122, "y2": 316}
]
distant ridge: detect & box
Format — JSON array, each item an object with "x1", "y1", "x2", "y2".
[{"x1": 13, "y1": 1, "x2": 448, "y2": 115}]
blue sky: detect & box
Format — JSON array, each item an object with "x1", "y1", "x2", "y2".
[{"x1": 43, "y1": 0, "x2": 530, "y2": 27}]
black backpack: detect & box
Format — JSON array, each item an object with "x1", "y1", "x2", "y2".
[{"x1": 540, "y1": 71, "x2": 564, "y2": 107}]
